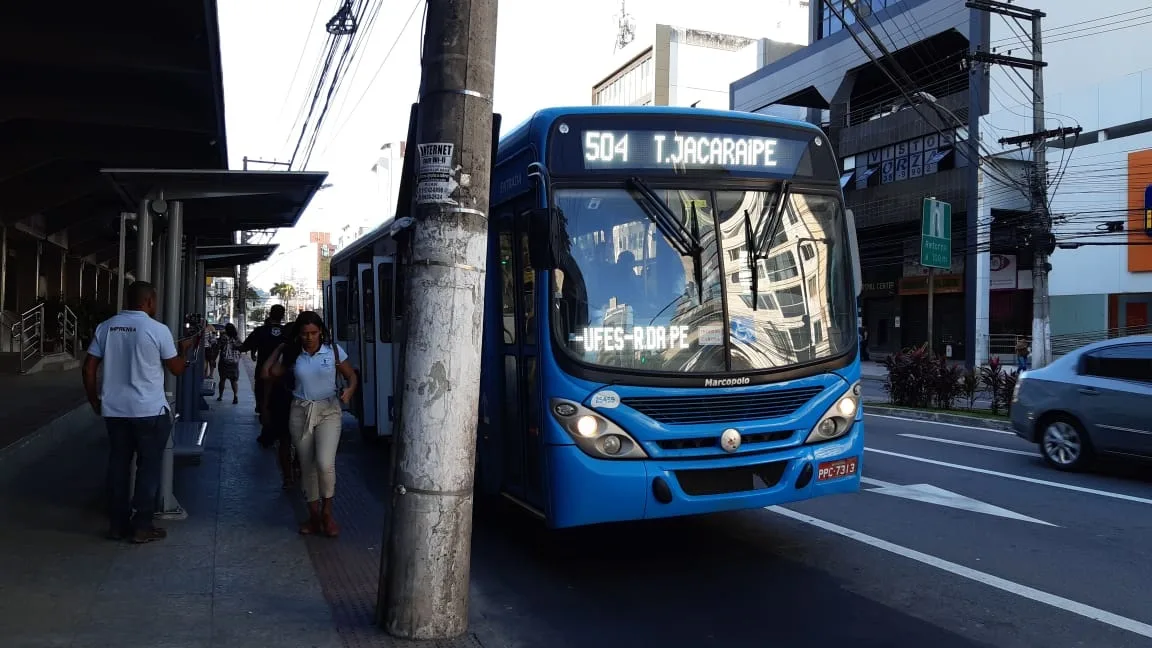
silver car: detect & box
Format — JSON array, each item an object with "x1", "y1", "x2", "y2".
[{"x1": 1010, "y1": 335, "x2": 1152, "y2": 471}]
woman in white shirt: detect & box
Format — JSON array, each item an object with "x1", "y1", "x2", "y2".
[{"x1": 263, "y1": 311, "x2": 358, "y2": 537}]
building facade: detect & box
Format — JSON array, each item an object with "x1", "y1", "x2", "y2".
[
  {"x1": 976, "y1": 0, "x2": 1152, "y2": 350},
  {"x1": 592, "y1": 23, "x2": 807, "y2": 114},
  {"x1": 371, "y1": 140, "x2": 406, "y2": 222},
  {"x1": 730, "y1": 0, "x2": 1152, "y2": 366},
  {"x1": 731, "y1": 0, "x2": 985, "y2": 363}
]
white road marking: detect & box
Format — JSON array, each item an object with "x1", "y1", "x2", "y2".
[
  {"x1": 866, "y1": 448, "x2": 1152, "y2": 505},
  {"x1": 897, "y1": 433, "x2": 1040, "y2": 457},
  {"x1": 768, "y1": 506, "x2": 1152, "y2": 639},
  {"x1": 866, "y1": 483, "x2": 1056, "y2": 526},
  {"x1": 865, "y1": 412, "x2": 1016, "y2": 435},
  {"x1": 861, "y1": 475, "x2": 1054, "y2": 525}
]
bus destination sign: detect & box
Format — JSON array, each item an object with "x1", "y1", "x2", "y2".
[{"x1": 579, "y1": 129, "x2": 813, "y2": 175}]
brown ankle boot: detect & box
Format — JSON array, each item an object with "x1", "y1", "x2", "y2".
[
  {"x1": 320, "y1": 498, "x2": 339, "y2": 538},
  {"x1": 299, "y1": 501, "x2": 322, "y2": 535}
]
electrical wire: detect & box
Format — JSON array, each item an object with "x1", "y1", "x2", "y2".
[
  {"x1": 833, "y1": 0, "x2": 1029, "y2": 195},
  {"x1": 287, "y1": 0, "x2": 382, "y2": 170},
  {"x1": 314, "y1": 0, "x2": 426, "y2": 161},
  {"x1": 276, "y1": 0, "x2": 327, "y2": 131}
]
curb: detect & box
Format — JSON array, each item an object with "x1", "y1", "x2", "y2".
[
  {"x1": 0, "y1": 403, "x2": 102, "y2": 484},
  {"x1": 863, "y1": 404, "x2": 1013, "y2": 432}
]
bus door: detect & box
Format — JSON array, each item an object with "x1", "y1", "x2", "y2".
[
  {"x1": 372, "y1": 256, "x2": 397, "y2": 436},
  {"x1": 496, "y1": 210, "x2": 545, "y2": 509},
  {"x1": 356, "y1": 262, "x2": 377, "y2": 430},
  {"x1": 330, "y1": 275, "x2": 351, "y2": 410}
]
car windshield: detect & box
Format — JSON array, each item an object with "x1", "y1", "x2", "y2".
[{"x1": 550, "y1": 186, "x2": 856, "y2": 374}]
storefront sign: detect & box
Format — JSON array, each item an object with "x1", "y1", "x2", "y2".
[
  {"x1": 862, "y1": 279, "x2": 897, "y2": 298},
  {"x1": 862, "y1": 268, "x2": 900, "y2": 299},
  {"x1": 898, "y1": 274, "x2": 964, "y2": 295},
  {"x1": 990, "y1": 254, "x2": 1017, "y2": 290}
]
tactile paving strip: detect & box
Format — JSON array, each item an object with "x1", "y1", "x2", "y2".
[
  {"x1": 244, "y1": 362, "x2": 484, "y2": 647},
  {"x1": 300, "y1": 434, "x2": 486, "y2": 648}
]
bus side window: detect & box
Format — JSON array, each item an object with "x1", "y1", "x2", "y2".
[
  {"x1": 499, "y1": 230, "x2": 516, "y2": 344},
  {"x1": 377, "y1": 262, "x2": 394, "y2": 344},
  {"x1": 335, "y1": 281, "x2": 350, "y2": 338},
  {"x1": 520, "y1": 231, "x2": 535, "y2": 345},
  {"x1": 362, "y1": 267, "x2": 376, "y2": 343},
  {"x1": 347, "y1": 276, "x2": 359, "y2": 324}
]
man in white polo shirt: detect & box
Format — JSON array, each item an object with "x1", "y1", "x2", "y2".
[{"x1": 82, "y1": 281, "x2": 194, "y2": 543}]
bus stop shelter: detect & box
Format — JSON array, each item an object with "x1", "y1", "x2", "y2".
[{"x1": 98, "y1": 168, "x2": 328, "y2": 518}]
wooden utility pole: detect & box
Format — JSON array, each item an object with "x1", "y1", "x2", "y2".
[{"x1": 379, "y1": 0, "x2": 499, "y2": 639}]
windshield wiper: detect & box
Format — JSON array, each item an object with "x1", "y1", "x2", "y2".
[
  {"x1": 626, "y1": 177, "x2": 705, "y2": 301},
  {"x1": 745, "y1": 182, "x2": 791, "y2": 311}
]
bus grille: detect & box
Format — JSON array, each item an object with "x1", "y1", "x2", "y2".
[
  {"x1": 656, "y1": 430, "x2": 792, "y2": 451},
  {"x1": 674, "y1": 461, "x2": 789, "y2": 496},
  {"x1": 621, "y1": 386, "x2": 824, "y2": 425}
]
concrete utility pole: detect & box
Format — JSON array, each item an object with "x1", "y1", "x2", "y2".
[
  {"x1": 1026, "y1": 9, "x2": 1052, "y2": 369},
  {"x1": 379, "y1": 0, "x2": 498, "y2": 639},
  {"x1": 236, "y1": 157, "x2": 252, "y2": 334},
  {"x1": 968, "y1": 1, "x2": 1078, "y2": 369},
  {"x1": 237, "y1": 156, "x2": 291, "y2": 332}
]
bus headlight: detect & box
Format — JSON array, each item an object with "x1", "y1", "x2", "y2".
[
  {"x1": 805, "y1": 382, "x2": 861, "y2": 444},
  {"x1": 550, "y1": 398, "x2": 648, "y2": 460}
]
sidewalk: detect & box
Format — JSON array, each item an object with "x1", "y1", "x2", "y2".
[
  {"x1": 0, "y1": 358, "x2": 546, "y2": 648},
  {"x1": 0, "y1": 368, "x2": 86, "y2": 452},
  {"x1": 861, "y1": 360, "x2": 886, "y2": 381},
  {"x1": 0, "y1": 359, "x2": 341, "y2": 647}
]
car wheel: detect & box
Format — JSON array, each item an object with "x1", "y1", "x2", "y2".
[{"x1": 1039, "y1": 415, "x2": 1093, "y2": 472}]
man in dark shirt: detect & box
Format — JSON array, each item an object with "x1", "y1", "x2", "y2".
[{"x1": 241, "y1": 304, "x2": 288, "y2": 444}]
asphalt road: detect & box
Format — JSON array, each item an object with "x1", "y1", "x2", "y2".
[{"x1": 464, "y1": 412, "x2": 1152, "y2": 648}]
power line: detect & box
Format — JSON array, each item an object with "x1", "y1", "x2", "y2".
[
  {"x1": 275, "y1": 0, "x2": 327, "y2": 131},
  {"x1": 316, "y1": 0, "x2": 426, "y2": 161},
  {"x1": 298, "y1": 0, "x2": 377, "y2": 169}
]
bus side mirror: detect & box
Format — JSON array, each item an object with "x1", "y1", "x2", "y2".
[{"x1": 527, "y1": 207, "x2": 560, "y2": 270}]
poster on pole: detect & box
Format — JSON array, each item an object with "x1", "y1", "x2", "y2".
[
  {"x1": 415, "y1": 142, "x2": 457, "y2": 205},
  {"x1": 920, "y1": 198, "x2": 952, "y2": 269}
]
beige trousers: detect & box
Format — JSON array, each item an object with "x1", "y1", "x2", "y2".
[{"x1": 288, "y1": 396, "x2": 343, "y2": 502}]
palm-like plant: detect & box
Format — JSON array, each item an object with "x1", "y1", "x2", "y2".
[{"x1": 270, "y1": 282, "x2": 297, "y2": 313}]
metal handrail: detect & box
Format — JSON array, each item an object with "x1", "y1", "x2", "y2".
[
  {"x1": 59, "y1": 305, "x2": 79, "y2": 358},
  {"x1": 18, "y1": 303, "x2": 44, "y2": 373},
  {"x1": 987, "y1": 325, "x2": 1152, "y2": 359},
  {"x1": 987, "y1": 333, "x2": 1021, "y2": 356},
  {"x1": 1052, "y1": 324, "x2": 1152, "y2": 355}
]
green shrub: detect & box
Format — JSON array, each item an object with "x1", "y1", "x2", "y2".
[{"x1": 882, "y1": 344, "x2": 964, "y2": 410}]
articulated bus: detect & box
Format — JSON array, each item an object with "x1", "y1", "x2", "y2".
[{"x1": 327, "y1": 105, "x2": 864, "y2": 528}]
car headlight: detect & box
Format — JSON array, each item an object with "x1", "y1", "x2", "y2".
[
  {"x1": 1011, "y1": 374, "x2": 1025, "y2": 403},
  {"x1": 550, "y1": 398, "x2": 647, "y2": 460},
  {"x1": 805, "y1": 381, "x2": 861, "y2": 444}
]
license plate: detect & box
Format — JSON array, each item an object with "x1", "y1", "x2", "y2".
[{"x1": 816, "y1": 457, "x2": 858, "y2": 481}]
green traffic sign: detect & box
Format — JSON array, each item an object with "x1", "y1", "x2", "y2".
[{"x1": 921, "y1": 198, "x2": 952, "y2": 269}]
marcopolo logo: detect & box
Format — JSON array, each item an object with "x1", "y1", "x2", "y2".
[{"x1": 704, "y1": 376, "x2": 751, "y2": 387}]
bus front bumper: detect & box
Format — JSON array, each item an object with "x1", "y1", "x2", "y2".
[{"x1": 546, "y1": 421, "x2": 863, "y2": 528}]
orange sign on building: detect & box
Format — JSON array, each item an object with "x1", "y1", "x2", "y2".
[{"x1": 1127, "y1": 150, "x2": 1152, "y2": 272}]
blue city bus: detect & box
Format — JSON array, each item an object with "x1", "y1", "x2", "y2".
[{"x1": 329, "y1": 105, "x2": 865, "y2": 529}]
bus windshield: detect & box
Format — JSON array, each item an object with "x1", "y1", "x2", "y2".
[{"x1": 551, "y1": 186, "x2": 856, "y2": 374}]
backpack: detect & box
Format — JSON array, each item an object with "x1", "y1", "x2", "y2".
[{"x1": 220, "y1": 338, "x2": 241, "y2": 363}]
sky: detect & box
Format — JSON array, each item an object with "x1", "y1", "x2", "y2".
[{"x1": 216, "y1": 0, "x2": 798, "y2": 291}]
